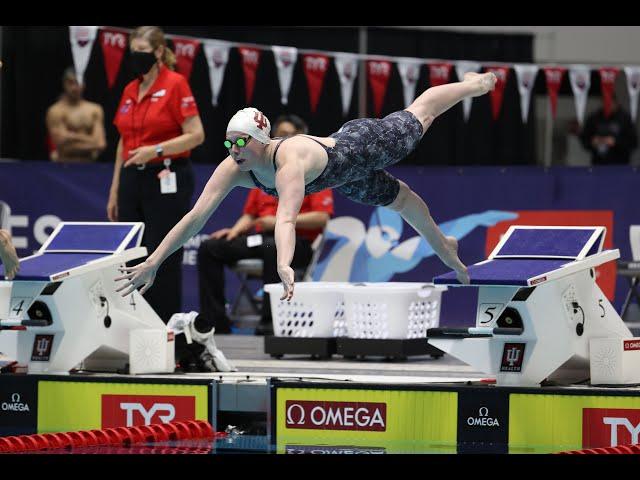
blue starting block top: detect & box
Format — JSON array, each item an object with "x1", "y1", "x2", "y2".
[
  {"x1": 1, "y1": 222, "x2": 145, "y2": 281},
  {"x1": 42, "y1": 222, "x2": 144, "y2": 253},
  {"x1": 1, "y1": 253, "x2": 110, "y2": 281},
  {"x1": 434, "y1": 226, "x2": 607, "y2": 287},
  {"x1": 493, "y1": 227, "x2": 603, "y2": 259},
  {"x1": 434, "y1": 258, "x2": 570, "y2": 286}
]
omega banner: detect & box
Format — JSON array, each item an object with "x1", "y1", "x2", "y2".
[
  {"x1": 274, "y1": 386, "x2": 458, "y2": 453},
  {"x1": 37, "y1": 381, "x2": 209, "y2": 433},
  {"x1": 509, "y1": 393, "x2": 640, "y2": 453}
]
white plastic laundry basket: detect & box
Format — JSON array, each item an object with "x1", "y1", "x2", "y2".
[
  {"x1": 264, "y1": 282, "x2": 350, "y2": 338},
  {"x1": 342, "y1": 282, "x2": 447, "y2": 339}
]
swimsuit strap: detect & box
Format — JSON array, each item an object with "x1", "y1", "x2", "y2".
[{"x1": 271, "y1": 135, "x2": 330, "y2": 171}]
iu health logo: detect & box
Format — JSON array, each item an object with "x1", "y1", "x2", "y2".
[
  {"x1": 31, "y1": 334, "x2": 54, "y2": 361},
  {"x1": 500, "y1": 343, "x2": 526, "y2": 372}
]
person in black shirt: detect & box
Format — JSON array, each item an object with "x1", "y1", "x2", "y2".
[{"x1": 580, "y1": 95, "x2": 638, "y2": 165}]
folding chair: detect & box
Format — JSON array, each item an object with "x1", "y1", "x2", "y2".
[{"x1": 228, "y1": 229, "x2": 327, "y2": 324}]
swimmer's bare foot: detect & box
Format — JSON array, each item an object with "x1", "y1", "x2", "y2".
[
  {"x1": 443, "y1": 235, "x2": 470, "y2": 284},
  {"x1": 464, "y1": 71, "x2": 497, "y2": 97}
]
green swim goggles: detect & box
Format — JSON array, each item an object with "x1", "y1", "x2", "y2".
[{"x1": 224, "y1": 136, "x2": 251, "y2": 149}]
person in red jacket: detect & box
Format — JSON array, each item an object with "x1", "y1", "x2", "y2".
[{"x1": 108, "y1": 26, "x2": 205, "y2": 369}]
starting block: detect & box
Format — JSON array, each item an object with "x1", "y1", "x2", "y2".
[
  {"x1": 0, "y1": 222, "x2": 174, "y2": 374},
  {"x1": 429, "y1": 226, "x2": 632, "y2": 387}
]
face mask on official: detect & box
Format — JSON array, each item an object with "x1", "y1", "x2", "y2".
[{"x1": 130, "y1": 51, "x2": 158, "y2": 77}]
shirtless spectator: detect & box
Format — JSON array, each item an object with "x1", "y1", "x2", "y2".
[{"x1": 46, "y1": 68, "x2": 107, "y2": 163}]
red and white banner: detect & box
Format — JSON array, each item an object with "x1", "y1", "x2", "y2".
[
  {"x1": 397, "y1": 59, "x2": 422, "y2": 108},
  {"x1": 486, "y1": 66, "x2": 510, "y2": 120},
  {"x1": 272, "y1": 46, "x2": 298, "y2": 105},
  {"x1": 455, "y1": 60, "x2": 481, "y2": 122},
  {"x1": 542, "y1": 67, "x2": 567, "y2": 119},
  {"x1": 239, "y1": 47, "x2": 261, "y2": 104},
  {"x1": 334, "y1": 53, "x2": 358, "y2": 117},
  {"x1": 599, "y1": 67, "x2": 620, "y2": 118},
  {"x1": 429, "y1": 62, "x2": 452, "y2": 87},
  {"x1": 569, "y1": 65, "x2": 592, "y2": 126},
  {"x1": 367, "y1": 60, "x2": 392, "y2": 118},
  {"x1": 513, "y1": 64, "x2": 539, "y2": 124},
  {"x1": 203, "y1": 40, "x2": 231, "y2": 106},
  {"x1": 485, "y1": 67, "x2": 509, "y2": 120},
  {"x1": 99, "y1": 28, "x2": 128, "y2": 89},
  {"x1": 303, "y1": 54, "x2": 330, "y2": 114},
  {"x1": 173, "y1": 37, "x2": 201, "y2": 81},
  {"x1": 624, "y1": 66, "x2": 640, "y2": 122},
  {"x1": 69, "y1": 26, "x2": 98, "y2": 86}
]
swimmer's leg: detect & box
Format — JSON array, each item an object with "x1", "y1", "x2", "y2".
[
  {"x1": 405, "y1": 71, "x2": 497, "y2": 135},
  {"x1": 387, "y1": 180, "x2": 470, "y2": 284}
]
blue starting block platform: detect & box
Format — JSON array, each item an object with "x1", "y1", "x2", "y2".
[
  {"x1": 429, "y1": 226, "x2": 632, "y2": 387},
  {"x1": 435, "y1": 226, "x2": 607, "y2": 287},
  {"x1": 0, "y1": 222, "x2": 174, "y2": 375}
]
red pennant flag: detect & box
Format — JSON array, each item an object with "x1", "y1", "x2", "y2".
[
  {"x1": 173, "y1": 37, "x2": 201, "y2": 81},
  {"x1": 99, "y1": 28, "x2": 128, "y2": 89},
  {"x1": 367, "y1": 60, "x2": 392, "y2": 118},
  {"x1": 429, "y1": 62, "x2": 452, "y2": 87},
  {"x1": 302, "y1": 54, "x2": 330, "y2": 114},
  {"x1": 485, "y1": 66, "x2": 510, "y2": 120},
  {"x1": 543, "y1": 67, "x2": 567, "y2": 119},
  {"x1": 238, "y1": 47, "x2": 261, "y2": 104},
  {"x1": 599, "y1": 67, "x2": 620, "y2": 118}
]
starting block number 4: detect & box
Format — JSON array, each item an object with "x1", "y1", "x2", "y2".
[{"x1": 9, "y1": 297, "x2": 32, "y2": 320}]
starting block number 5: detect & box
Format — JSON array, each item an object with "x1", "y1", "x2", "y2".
[
  {"x1": 478, "y1": 303, "x2": 504, "y2": 326},
  {"x1": 9, "y1": 297, "x2": 32, "y2": 320}
]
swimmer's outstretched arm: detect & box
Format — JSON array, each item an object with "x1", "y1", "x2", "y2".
[
  {"x1": 388, "y1": 181, "x2": 470, "y2": 284},
  {"x1": 274, "y1": 158, "x2": 306, "y2": 301},
  {"x1": 0, "y1": 229, "x2": 20, "y2": 280},
  {"x1": 115, "y1": 157, "x2": 246, "y2": 296}
]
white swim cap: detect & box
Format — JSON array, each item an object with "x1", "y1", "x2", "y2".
[{"x1": 226, "y1": 107, "x2": 271, "y2": 144}]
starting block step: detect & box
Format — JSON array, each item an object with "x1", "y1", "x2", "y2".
[
  {"x1": 427, "y1": 327, "x2": 524, "y2": 339},
  {"x1": 264, "y1": 336, "x2": 336, "y2": 359},
  {"x1": 336, "y1": 338, "x2": 444, "y2": 360}
]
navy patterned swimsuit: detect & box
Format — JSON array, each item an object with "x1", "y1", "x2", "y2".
[{"x1": 248, "y1": 110, "x2": 424, "y2": 206}]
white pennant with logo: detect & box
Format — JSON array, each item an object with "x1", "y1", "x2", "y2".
[
  {"x1": 397, "y1": 58, "x2": 422, "y2": 108},
  {"x1": 272, "y1": 46, "x2": 298, "y2": 105},
  {"x1": 334, "y1": 53, "x2": 358, "y2": 116},
  {"x1": 569, "y1": 65, "x2": 592, "y2": 127},
  {"x1": 69, "y1": 26, "x2": 98, "y2": 85},
  {"x1": 624, "y1": 66, "x2": 640, "y2": 122},
  {"x1": 455, "y1": 60, "x2": 481, "y2": 122},
  {"x1": 203, "y1": 40, "x2": 231, "y2": 106},
  {"x1": 514, "y1": 64, "x2": 539, "y2": 124}
]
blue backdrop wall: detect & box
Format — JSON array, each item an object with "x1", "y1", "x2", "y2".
[{"x1": 1, "y1": 161, "x2": 638, "y2": 326}]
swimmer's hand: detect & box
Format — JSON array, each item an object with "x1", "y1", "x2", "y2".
[
  {"x1": 0, "y1": 230, "x2": 20, "y2": 280},
  {"x1": 277, "y1": 265, "x2": 295, "y2": 301},
  {"x1": 115, "y1": 260, "x2": 158, "y2": 296}
]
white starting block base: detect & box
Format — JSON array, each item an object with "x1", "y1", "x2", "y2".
[
  {"x1": 431, "y1": 226, "x2": 634, "y2": 387},
  {"x1": 590, "y1": 338, "x2": 640, "y2": 385},
  {"x1": 0, "y1": 222, "x2": 174, "y2": 375}
]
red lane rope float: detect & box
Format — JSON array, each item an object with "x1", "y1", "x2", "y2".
[
  {"x1": 0, "y1": 420, "x2": 218, "y2": 453},
  {"x1": 559, "y1": 443, "x2": 640, "y2": 454}
]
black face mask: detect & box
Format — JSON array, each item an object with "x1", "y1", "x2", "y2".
[{"x1": 130, "y1": 51, "x2": 157, "y2": 77}]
